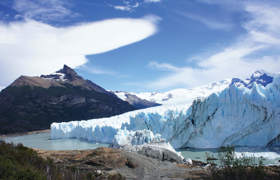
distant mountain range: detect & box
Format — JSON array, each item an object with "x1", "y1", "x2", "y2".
[
  {"x1": 0, "y1": 65, "x2": 157, "y2": 134},
  {"x1": 113, "y1": 91, "x2": 160, "y2": 109},
  {"x1": 118, "y1": 79, "x2": 231, "y2": 106},
  {"x1": 113, "y1": 70, "x2": 275, "y2": 107}
]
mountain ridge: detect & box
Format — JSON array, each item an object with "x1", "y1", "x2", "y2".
[
  {"x1": 113, "y1": 90, "x2": 161, "y2": 109},
  {"x1": 11, "y1": 65, "x2": 110, "y2": 94}
]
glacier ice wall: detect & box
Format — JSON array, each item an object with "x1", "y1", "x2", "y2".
[
  {"x1": 51, "y1": 105, "x2": 191, "y2": 147},
  {"x1": 112, "y1": 129, "x2": 164, "y2": 147},
  {"x1": 51, "y1": 73, "x2": 280, "y2": 148}
]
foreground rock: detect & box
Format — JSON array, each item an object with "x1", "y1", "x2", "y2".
[
  {"x1": 112, "y1": 129, "x2": 191, "y2": 164},
  {"x1": 120, "y1": 143, "x2": 191, "y2": 164},
  {"x1": 36, "y1": 147, "x2": 209, "y2": 180}
]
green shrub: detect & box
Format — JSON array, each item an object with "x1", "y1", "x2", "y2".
[
  {"x1": 0, "y1": 141, "x2": 103, "y2": 180},
  {"x1": 217, "y1": 146, "x2": 261, "y2": 168},
  {"x1": 210, "y1": 146, "x2": 280, "y2": 180},
  {"x1": 0, "y1": 141, "x2": 46, "y2": 179}
]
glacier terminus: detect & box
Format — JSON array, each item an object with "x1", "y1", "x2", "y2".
[{"x1": 51, "y1": 71, "x2": 280, "y2": 149}]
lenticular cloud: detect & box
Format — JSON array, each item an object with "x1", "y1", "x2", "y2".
[{"x1": 0, "y1": 17, "x2": 158, "y2": 87}]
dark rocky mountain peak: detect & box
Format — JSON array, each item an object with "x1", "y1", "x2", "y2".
[
  {"x1": 57, "y1": 65, "x2": 81, "y2": 81},
  {"x1": 0, "y1": 65, "x2": 136, "y2": 134},
  {"x1": 9, "y1": 65, "x2": 109, "y2": 94},
  {"x1": 40, "y1": 65, "x2": 81, "y2": 81}
]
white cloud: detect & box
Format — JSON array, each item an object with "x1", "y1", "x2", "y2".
[
  {"x1": 146, "y1": 3, "x2": 280, "y2": 90},
  {"x1": 148, "y1": 61, "x2": 180, "y2": 71},
  {"x1": 112, "y1": 2, "x2": 139, "y2": 12},
  {"x1": 0, "y1": 16, "x2": 159, "y2": 87},
  {"x1": 113, "y1": 5, "x2": 132, "y2": 11},
  {"x1": 13, "y1": 0, "x2": 75, "y2": 22},
  {"x1": 245, "y1": 4, "x2": 280, "y2": 44},
  {"x1": 112, "y1": 0, "x2": 160, "y2": 12},
  {"x1": 78, "y1": 64, "x2": 116, "y2": 76},
  {"x1": 176, "y1": 11, "x2": 233, "y2": 30},
  {"x1": 144, "y1": 0, "x2": 161, "y2": 3}
]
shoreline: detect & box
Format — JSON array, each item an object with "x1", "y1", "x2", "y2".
[
  {"x1": 35, "y1": 147, "x2": 210, "y2": 179},
  {"x1": 0, "y1": 129, "x2": 50, "y2": 139}
]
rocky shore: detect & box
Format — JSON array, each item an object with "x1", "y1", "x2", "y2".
[
  {"x1": 0, "y1": 129, "x2": 50, "y2": 138},
  {"x1": 36, "y1": 147, "x2": 210, "y2": 180}
]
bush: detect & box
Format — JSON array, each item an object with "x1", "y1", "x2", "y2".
[
  {"x1": 0, "y1": 141, "x2": 46, "y2": 179},
  {"x1": 0, "y1": 141, "x2": 108, "y2": 180},
  {"x1": 210, "y1": 146, "x2": 280, "y2": 180},
  {"x1": 218, "y1": 146, "x2": 260, "y2": 168}
]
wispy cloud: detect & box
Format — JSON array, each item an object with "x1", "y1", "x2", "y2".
[
  {"x1": 0, "y1": 16, "x2": 159, "y2": 86},
  {"x1": 176, "y1": 11, "x2": 233, "y2": 31},
  {"x1": 113, "y1": 2, "x2": 139, "y2": 12},
  {"x1": 13, "y1": 0, "x2": 76, "y2": 22},
  {"x1": 111, "y1": 0, "x2": 161, "y2": 12},
  {"x1": 113, "y1": 5, "x2": 132, "y2": 11},
  {"x1": 78, "y1": 65, "x2": 116, "y2": 76},
  {"x1": 148, "y1": 61, "x2": 180, "y2": 71},
  {"x1": 145, "y1": 2, "x2": 280, "y2": 90},
  {"x1": 111, "y1": 0, "x2": 140, "y2": 12},
  {"x1": 144, "y1": 0, "x2": 161, "y2": 3}
]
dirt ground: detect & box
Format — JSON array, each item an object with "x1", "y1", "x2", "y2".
[{"x1": 36, "y1": 147, "x2": 210, "y2": 180}]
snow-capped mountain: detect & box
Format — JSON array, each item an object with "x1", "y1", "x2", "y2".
[
  {"x1": 116, "y1": 70, "x2": 273, "y2": 106},
  {"x1": 128, "y1": 79, "x2": 231, "y2": 105},
  {"x1": 51, "y1": 71, "x2": 280, "y2": 149},
  {"x1": 113, "y1": 91, "x2": 160, "y2": 109}
]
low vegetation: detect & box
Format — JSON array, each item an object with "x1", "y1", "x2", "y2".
[
  {"x1": 0, "y1": 141, "x2": 119, "y2": 180},
  {"x1": 209, "y1": 146, "x2": 280, "y2": 180},
  {"x1": 0, "y1": 140, "x2": 53, "y2": 179}
]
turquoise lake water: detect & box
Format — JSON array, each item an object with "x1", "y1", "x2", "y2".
[
  {"x1": 2, "y1": 132, "x2": 109, "y2": 150},
  {"x1": 2, "y1": 132, "x2": 280, "y2": 165}
]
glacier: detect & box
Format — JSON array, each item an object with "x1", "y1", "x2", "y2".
[
  {"x1": 112, "y1": 129, "x2": 164, "y2": 147},
  {"x1": 51, "y1": 71, "x2": 280, "y2": 149}
]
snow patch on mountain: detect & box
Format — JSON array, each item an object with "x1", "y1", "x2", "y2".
[
  {"x1": 41, "y1": 72, "x2": 66, "y2": 81},
  {"x1": 113, "y1": 91, "x2": 160, "y2": 109}
]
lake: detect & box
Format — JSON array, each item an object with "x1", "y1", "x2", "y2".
[
  {"x1": 1, "y1": 132, "x2": 109, "y2": 150},
  {"x1": 179, "y1": 147, "x2": 280, "y2": 166},
  {"x1": 2, "y1": 132, "x2": 280, "y2": 165}
]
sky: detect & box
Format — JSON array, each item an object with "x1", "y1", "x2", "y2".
[{"x1": 0, "y1": 0, "x2": 280, "y2": 92}]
